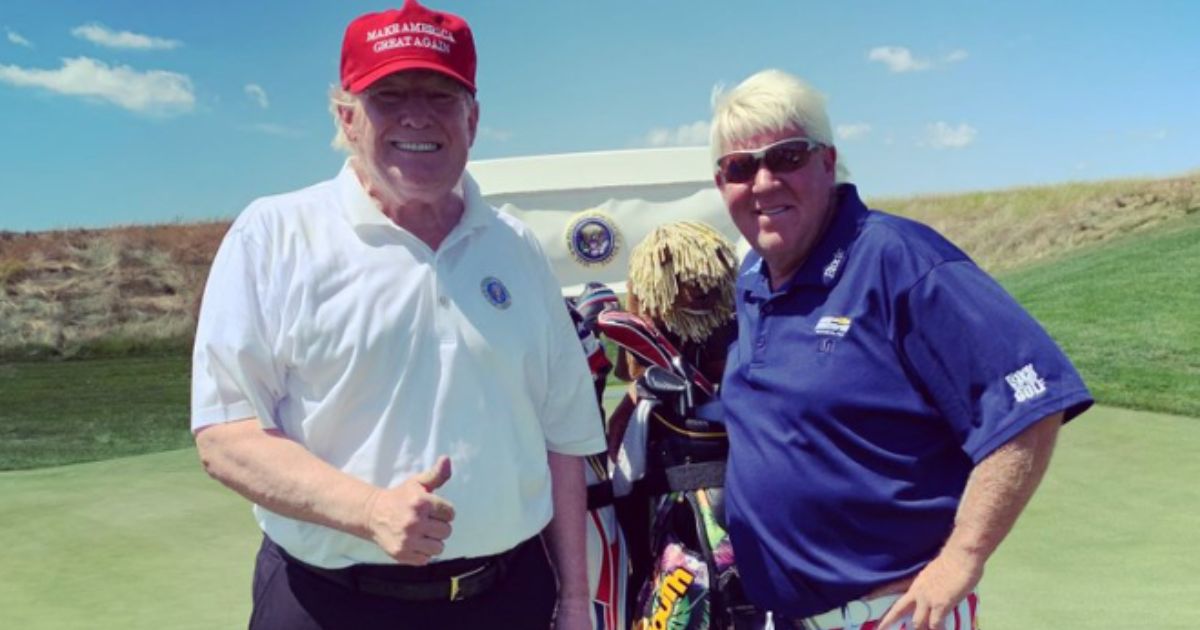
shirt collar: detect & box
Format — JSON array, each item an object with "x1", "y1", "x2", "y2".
[
  {"x1": 743, "y1": 183, "x2": 869, "y2": 296},
  {"x1": 335, "y1": 159, "x2": 493, "y2": 241},
  {"x1": 789, "y1": 183, "x2": 868, "y2": 288}
]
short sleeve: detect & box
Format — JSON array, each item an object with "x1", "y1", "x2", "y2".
[
  {"x1": 526, "y1": 233, "x2": 607, "y2": 456},
  {"x1": 190, "y1": 218, "x2": 287, "y2": 432},
  {"x1": 897, "y1": 261, "x2": 1093, "y2": 462}
]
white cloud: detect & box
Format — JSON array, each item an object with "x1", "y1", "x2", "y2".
[
  {"x1": 924, "y1": 122, "x2": 977, "y2": 149},
  {"x1": 71, "y1": 23, "x2": 181, "y2": 50},
  {"x1": 867, "y1": 46, "x2": 968, "y2": 72},
  {"x1": 245, "y1": 123, "x2": 303, "y2": 137},
  {"x1": 836, "y1": 123, "x2": 872, "y2": 141},
  {"x1": 478, "y1": 126, "x2": 513, "y2": 142},
  {"x1": 6, "y1": 29, "x2": 32, "y2": 48},
  {"x1": 642, "y1": 120, "x2": 710, "y2": 147},
  {"x1": 244, "y1": 83, "x2": 269, "y2": 109},
  {"x1": 0, "y1": 56, "x2": 195, "y2": 115},
  {"x1": 868, "y1": 46, "x2": 931, "y2": 73}
]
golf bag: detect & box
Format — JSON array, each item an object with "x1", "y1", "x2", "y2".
[
  {"x1": 595, "y1": 310, "x2": 763, "y2": 630},
  {"x1": 565, "y1": 285, "x2": 629, "y2": 630}
]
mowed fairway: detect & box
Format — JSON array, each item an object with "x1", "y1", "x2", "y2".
[
  {"x1": 0, "y1": 357, "x2": 195, "y2": 470},
  {"x1": 0, "y1": 406, "x2": 1196, "y2": 629}
]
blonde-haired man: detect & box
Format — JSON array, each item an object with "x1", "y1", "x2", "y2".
[{"x1": 712, "y1": 69, "x2": 1093, "y2": 630}]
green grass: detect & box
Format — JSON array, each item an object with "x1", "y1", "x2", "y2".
[
  {"x1": 999, "y1": 213, "x2": 1200, "y2": 417},
  {"x1": 0, "y1": 449, "x2": 260, "y2": 630},
  {"x1": 984, "y1": 405, "x2": 1200, "y2": 628},
  {"x1": 0, "y1": 333, "x2": 194, "y2": 362},
  {"x1": 0, "y1": 356, "x2": 194, "y2": 470},
  {"x1": 2, "y1": 178, "x2": 1197, "y2": 628},
  {"x1": 0, "y1": 405, "x2": 1195, "y2": 629},
  {"x1": 2, "y1": 213, "x2": 1196, "y2": 470}
]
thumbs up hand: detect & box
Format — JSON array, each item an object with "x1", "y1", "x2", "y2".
[
  {"x1": 365, "y1": 455, "x2": 457, "y2": 565},
  {"x1": 414, "y1": 455, "x2": 453, "y2": 492}
]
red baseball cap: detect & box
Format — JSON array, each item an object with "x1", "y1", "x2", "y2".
[{"x1": 340, "y1": 0, "x2": 476, "y2": 94}]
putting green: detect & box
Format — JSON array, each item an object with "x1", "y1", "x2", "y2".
[
  {"x1": 984, "y1": 405, "x2": 1200, "y2": 629},
  {"x1": 0, "y1": 449, "x2": 259, "y2": 629},
  {"x1": 1, "y1": 405, "x2": 1196, "y2": 629}
]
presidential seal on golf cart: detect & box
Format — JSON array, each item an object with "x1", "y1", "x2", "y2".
[{"x1": 566, "y1": 209, "x2": 622, "y2": 266}]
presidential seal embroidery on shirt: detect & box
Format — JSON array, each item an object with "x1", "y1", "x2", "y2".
[
  {"x1": 480, "y1": 276, "x2": 511, "y2": 310},
  {"x1": 565, "y1": 210, "x2": 622, "y2": 267}
]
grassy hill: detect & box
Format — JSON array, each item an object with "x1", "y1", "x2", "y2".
[
  {"x1": 1, "y1": 173, "x2": 1196, "y2": 360},
  {"x1": 1003, "y1": 212, "x2": 1199, "y2": 416},
  {"x1": 0, "y1": 174, "x2": 1197, "y2": 469},
  {"x1": 0, "y1": 222, "x2": 228, "y2": 359},
  {"x1": 876, "y1": 173, "x2": 1199, "y2": 273}
]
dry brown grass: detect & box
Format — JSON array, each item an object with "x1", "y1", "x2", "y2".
[
  {"x1": 0, "y1": 222, "x2": 229, "y2": 357},
  {"x1": 873, "y1": 173, "x2": 1200, "y2": 273}
]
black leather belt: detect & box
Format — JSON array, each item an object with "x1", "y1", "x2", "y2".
[{"x1": 277, "y1": 537, "x2": 528, "y2": 602}]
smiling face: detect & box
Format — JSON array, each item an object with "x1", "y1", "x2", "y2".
[
  {"x1": 339, "y1": 70, "x2": 478, "y2": 207},
  {"x1": 716, "y1": 127, "x2": 838, "y2": 288}
]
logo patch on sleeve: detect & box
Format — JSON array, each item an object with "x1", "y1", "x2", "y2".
[
  {"x1": 814, "y1": 316, "x2": 852, "y2": 337},
  {"x1": 1005, "y1": 363, "x2": 1047, "y2": 402}
]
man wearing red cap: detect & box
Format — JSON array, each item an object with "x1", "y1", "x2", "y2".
[{"x1": 190, "y1": 2, "x2": 604, "y2": 628}]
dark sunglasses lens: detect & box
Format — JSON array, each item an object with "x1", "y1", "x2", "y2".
[
  {"x1": 763, "y1": 145, "x2": 812, "y2": 173},
  {"x1": 720, "y1": 142, "x2": 818, "y2": 183},
  {"x1": 719, "y1": 155, "x2": 759, "y2": 183}
]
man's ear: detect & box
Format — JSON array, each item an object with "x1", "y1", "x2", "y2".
[
  {"x1": 337, "y1": 103, "x2": 357, "y2": 142},
  {"x1": 467, "y1": 98, "x2": 480, "y2": 147},
  {"x1": 823, "y1": 144, "x2": 838, "y2": 174}
]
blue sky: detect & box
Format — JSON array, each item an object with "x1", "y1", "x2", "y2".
[{"x1": 2, "y1": 1, "x2": 1197, "y2": 232}]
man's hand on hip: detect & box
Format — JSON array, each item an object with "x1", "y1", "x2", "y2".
[
  {"x1": 877, "y1": 546, "x2": 982, "y2": 630},
  {"x1": 881, "y1": 413, "x2": 1060, "y2": 629},
  {"x1": 364, "y1": 455, "x2": 456, "y2": 565}
]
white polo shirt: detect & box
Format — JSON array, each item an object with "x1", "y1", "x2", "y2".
[{"x1": 191, "y1": 162, "x2": 605, "y2": 568}]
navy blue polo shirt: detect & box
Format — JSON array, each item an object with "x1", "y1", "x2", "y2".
[{"x1": 721, "y1": 184, "x2": 1093, "y2": 617}]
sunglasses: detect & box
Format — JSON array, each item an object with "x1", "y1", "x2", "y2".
[{"x1": 715, "y1": 137, "x2": 826, "y2": 184}]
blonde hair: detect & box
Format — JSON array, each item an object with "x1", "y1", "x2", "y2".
[
  {"x1": 328, "y1": 84, "x2": 357, "y2": 153},
  {"x1": 710, "y1": 68, "x2": 849, "y2": 182},
  {"x1": 627, "y1": 221, "x2": 737, "y2": 344}
]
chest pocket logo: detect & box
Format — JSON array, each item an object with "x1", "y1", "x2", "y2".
[
  {"x1": 814, "y1": 315, "x2": 852, "y2": 337},
  {"x1": 815, "y1": 315, "x2": 851, "y2": 356},
  {"x1": 480, "y1": 276, "x2": 512, "y2": 310}
]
